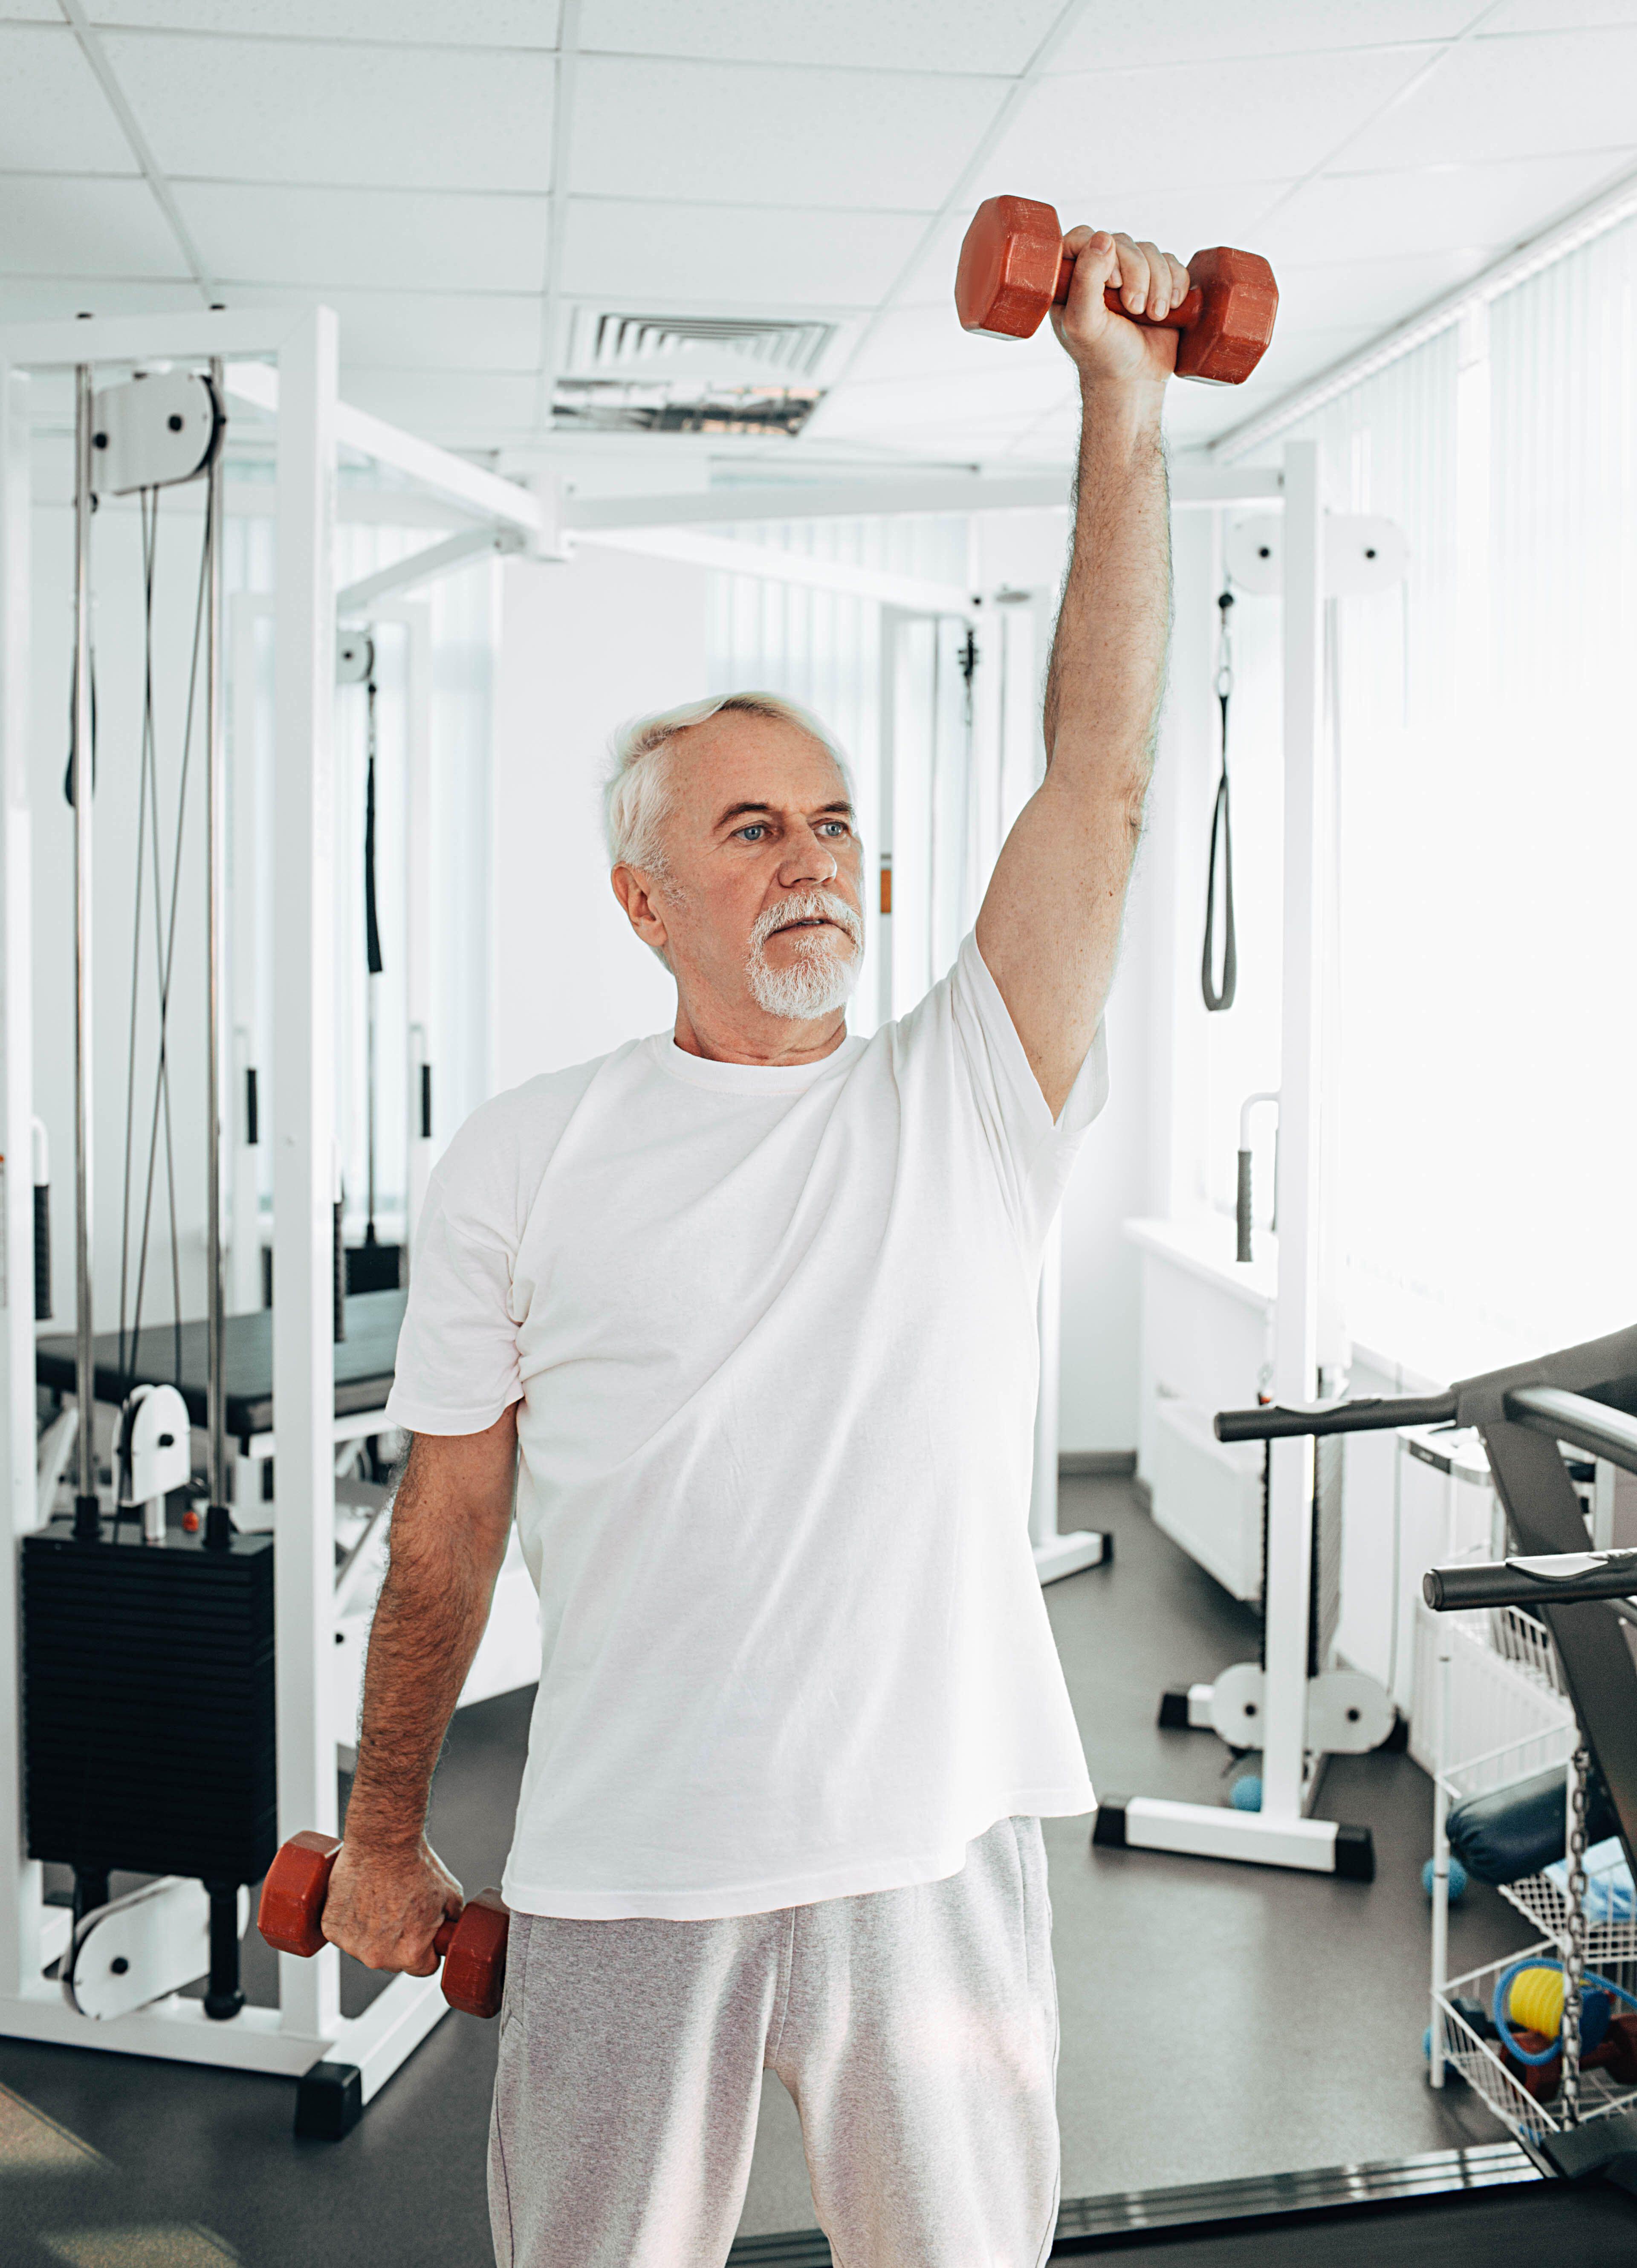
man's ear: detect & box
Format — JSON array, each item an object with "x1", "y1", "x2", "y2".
[{"x1": 611, "y1": 863, "x2": 670, "y2": 958}]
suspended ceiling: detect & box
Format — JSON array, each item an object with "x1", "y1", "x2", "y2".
[{"x1": 2, "y1": 0, "x2": 1634, "y2": 479}]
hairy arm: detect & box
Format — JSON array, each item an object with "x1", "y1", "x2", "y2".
[
  {"x1": 976, "y1": 228, "x2": 1181, "y2": 1118},
  {"x1": 321, "y1": 1406, "x2": 518, "y2": 1972}
]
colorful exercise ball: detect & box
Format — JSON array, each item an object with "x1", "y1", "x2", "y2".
[{"x1": 1422, "y1": 1856, "x2": 1468, "y2": 1902}]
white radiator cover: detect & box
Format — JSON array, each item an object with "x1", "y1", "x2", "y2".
[{"x1": 1148, "y1": 1395, "x2": 1266, "y2": 1603}]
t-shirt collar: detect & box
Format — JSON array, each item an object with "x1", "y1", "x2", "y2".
[{"x1": 649, "y1": 1031, "x2": 863, "y2": 1096}]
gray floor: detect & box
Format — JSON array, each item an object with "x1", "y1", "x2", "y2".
[{"x1": 0, "y1": 1478, "x2": 1553, "y2": 2264}]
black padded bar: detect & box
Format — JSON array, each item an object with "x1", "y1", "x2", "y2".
[
  {"x1": 1425, "y1": 1550, "x2": 1637, "y2": 1611},
  {"x1": 1504, "y1": 1385, "x2": 1637, "y2": 1479},
  {"x1": 35, "y1": 1287, "x2": 407, "y2": 1443},
  {"x1": 1214, "y1": 1390, "x2": 1455, "y2": 1444}
]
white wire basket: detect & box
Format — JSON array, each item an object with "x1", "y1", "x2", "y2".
[
  {"x1": 1414, "y1": 1600, "x2": 1573, "y2": 1785},
  {"x1": 1436, "y1": 1941, "x2": 1637, "y2": 2146},
  {"x1": 1498, "y1": 1870, "x2": 1637, "y2": 1969}
]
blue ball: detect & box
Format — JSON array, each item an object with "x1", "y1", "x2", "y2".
[
  {"x1": 1230, "y1": 1775, "x2": 1262, "y2": 1812},
  {"x1": 1423, "y1": 1856, "x2": 1468, "y2": 1902},
  {"x1": 1423, "y1": 2024, "x2": 1432, "y2": 2061}
]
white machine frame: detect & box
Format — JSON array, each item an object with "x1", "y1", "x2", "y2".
[
  {"x1": 0, "y1": 306, "x2": 542, "y2": 2098},
  {"x1": 1107, "y1": 440, "x2": 1406, "y2": 1874}
]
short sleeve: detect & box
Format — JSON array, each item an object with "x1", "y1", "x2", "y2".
[
  {"x1": 385, "y1": 1115, "x2": 524, "y2": 1437},
  {"x1": 945, "y1": 930, "x2": 1109, "y2": 1244}
]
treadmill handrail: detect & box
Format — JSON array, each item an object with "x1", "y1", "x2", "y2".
[
  {"x1": 1503, "y1": 1386, "x2": 1637, "y2": 1480},
  {"x1": 1214, "y1": 1390, "x2": 1457, "y2": 1444},
  {"x1": 1425, "y1": 1548, "x2": 1637, "y2": 1612}
]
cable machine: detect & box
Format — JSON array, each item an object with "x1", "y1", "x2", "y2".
[{"x1": 0, "y1": 305, "x2": 543, "y2": 2133}]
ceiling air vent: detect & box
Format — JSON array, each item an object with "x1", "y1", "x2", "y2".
[{"x1": 555, "y1": 311, "x2": 838, "y2": 436}]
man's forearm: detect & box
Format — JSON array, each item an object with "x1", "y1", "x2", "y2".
[
  {"x1": 343, "y1": 1446, "x2": 512, "y2": 1853},
  {"x1": 1043, "y1": 377, "x2": 1171, "y2": 810}
]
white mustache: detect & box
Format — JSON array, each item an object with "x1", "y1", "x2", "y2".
[{"x1": 749, "y1": 890, "x2": 863, "y2": 954}]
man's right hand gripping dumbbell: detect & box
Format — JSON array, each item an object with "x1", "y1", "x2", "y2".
[{"x1": 259, "y1": 1827, "x2": 509, "y2": 2019}]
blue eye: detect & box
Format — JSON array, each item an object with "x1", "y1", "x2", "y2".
[{"x1": 739, "y1": 824, "x2": 766, "y2": 841}]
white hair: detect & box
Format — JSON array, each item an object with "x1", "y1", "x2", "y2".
[{"x1": 603, "y1": 691, "x2": 853, "y2": 875}]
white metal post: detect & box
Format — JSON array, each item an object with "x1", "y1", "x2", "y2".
[
  {"x1": 228, "y1": 594, "x2": 267, "y2": 1315},
  {"x1": 272, "y1": 307, "x2": 341, "y2": 2040},
  {"x1": 875, "y1": 609, "x2": 900, "y2": 1028},
  {"x1": 1429, "y1": 1624, "x2": 1453, "y2": 2086},
  {"x1": 1263, "y1": 437, "x2": 1328, "y2": 1820},
  {"x1": 401, "y1": 608, "x2": 434, "y2": 1262},
  {"x1": 0, "y1": 361, "x2": 44, "y2": 1996}
]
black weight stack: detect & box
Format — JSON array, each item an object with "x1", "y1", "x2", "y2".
[{"x1": 22, "y1": 1519, "x2": 275, "y2": 2010}]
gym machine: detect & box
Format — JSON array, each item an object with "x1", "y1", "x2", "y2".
[
  {"x1": 0, "y1": 305, "x2": 544, "y2": 2134},
  {"x1": 1201, "y1": 1328, "x2": 1637, "y2": 2194}
]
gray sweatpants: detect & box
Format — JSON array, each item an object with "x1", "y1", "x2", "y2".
[{"x1": 488, "y1": 1815, "x2": 1060, "y2": 2268}]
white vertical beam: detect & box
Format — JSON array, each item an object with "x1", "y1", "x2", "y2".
[
  {"x1": 1030, "y1": 1217, "x2": 1063, "y2": 1551},
  {"x1": 0, "y1": 363, "x2": 43, "y2": 1994},
  {"x1": 1264, "y1": 437, "x2": 1327, "y2": 1819},
  {"x1": 402, "y1": 608, "x2": 434, "y2": 1261},
  {"x1": 875, "y1": 610, "x2": 901, "y2": 1027},
  {"x1": 228, "y1": 594, "x2": 266, "y2": 1314},
  {"x1": 272, "y1": 308, "x2": 340, "y2": 2039}
]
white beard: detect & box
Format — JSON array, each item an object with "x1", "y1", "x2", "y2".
[{"x1": 746, "y1": 889, "x2": 862, "y2": 1020}]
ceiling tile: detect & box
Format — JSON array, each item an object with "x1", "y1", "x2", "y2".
[
  {"x1": 1269, "y1": 247, "x2": 1491, "y2": 334},
  {"x1": 1343, "y1": 26, "x2": 1637, "y2": 169},
  {"x1": 102, "y1": 32, "x2": 554, "y2": 191},
  {"x1": 842, "y1": 303, "x2": 1068, "y2": 386},
  {"x1": 1050, "y1": 2, "x2": 1475, "y2": 72},
  {"x1": 1255, "y1": 148, "x2": 1637, "y2": 267},
  {"x1": 562, "y1": 199, "x2": 924, "y2": 310},
  {"x1": 84, "y1": 1, "x2": 558, "y2": 41},
  {"x1": 976, "y1": 47, "x2": 1431, "y2": 201},
  {"x1": 175, "y1": 182, "x2": 550, "y2": 292},
  {"x1": 1491, "y1": 2, "x2": 1637, "y2": 25},
  {"x1": 581, "y1": 0, "x2": 1062, "y2": 74},
  {"x1": 0, "y1": 277, "x2": 204, "y2": 321},
  {"x1": 570, "y1": 55, "x2": 1005, "y2": 209},
  {"x1": 0, "y1": 176, "x2": 182, "y2": 276},
  {"x1": 338, "y1": 368, "x2": 541, "y2": 434},
  {"x1": 0, "y1": 25, "x2": 134, "y2": 170},
  {"x1": 209, "y1": 285, "x2": 544, "y2": 369},
  {"x1": 819, "y1": 363, "x2": 1081, "y2": 439}
]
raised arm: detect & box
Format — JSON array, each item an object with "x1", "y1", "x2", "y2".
[
  {"x1": 975, "y1": 227, "x2": 1184, "y2": 1118},
  {"x1": 321, "y1": 1407, "x2": 518, "y2": 1972}
]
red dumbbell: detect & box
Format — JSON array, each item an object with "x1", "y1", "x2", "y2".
[
  {"x1": 955, "y1": 195, "x2": 1278, "y2": 385},
  {"x1": 257, "y1": 1831, "x2": 509, "y2": 2019}
]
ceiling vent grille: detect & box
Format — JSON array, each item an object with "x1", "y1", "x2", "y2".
[
  {"x1": 551, "y1": 379, "x2": 822, "y2": 437},
  {"x1": 555, "y1": 310, "x2": 836, "y2": 435},
  {"x1": 569, "y1": 311, "x2": 837, "y2": 381}
]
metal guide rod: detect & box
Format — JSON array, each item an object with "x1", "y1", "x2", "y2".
[
  {"x1": 71, "y1": 365, "x2": 97, "y2": 1536},
  {"x1": 204, "y1": 359, "x2": 230, "y2": 1544}
]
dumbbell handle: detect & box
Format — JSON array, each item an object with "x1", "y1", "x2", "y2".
[
  {"x1": 258, "y1": 1829, "x2": 506, "y2": 2019},
  {"x1": 1055, "y1": 254, "x2": 1206, "y2": 336}
]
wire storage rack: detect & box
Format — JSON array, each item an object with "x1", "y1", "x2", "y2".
[{"x1": 1429, "y1": 1604, "x2": 1637, "y2": 2146}]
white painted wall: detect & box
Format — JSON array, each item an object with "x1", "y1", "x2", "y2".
[{"x1": 489, "y1": 546, "x2": 707, "y2": 1091}]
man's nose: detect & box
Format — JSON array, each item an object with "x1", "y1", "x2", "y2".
[{"x1": 778, "y1": 822, "x2": 838, "y2": 888}]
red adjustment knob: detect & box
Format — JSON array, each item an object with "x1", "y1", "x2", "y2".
[
  {"x1": 257, "y1": 1831, "x2": 509, "y2": 2019},
  {"x1": 954, "y1": 195, "x2": 1278, "y2": 386}
]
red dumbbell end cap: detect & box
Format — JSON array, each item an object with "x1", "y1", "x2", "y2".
[
  {"x1": 441, "y1": 1888, "x2": 510, "y2": 2019},
  {"x1": 258, "y1": 1830, "x2": 342, "y2": 1958},
  {"x1": 955, "y1": 196, "x2": 1063, "y2": 339},
  {"x1": 1174, "y1": 249, "x2": 1279, "y2": 385}
]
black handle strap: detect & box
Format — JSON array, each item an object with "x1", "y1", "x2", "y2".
[
  {"x1": 1201, "y1": 591, "x2": 1236, "y2": 1012},
  {"x1": 364, "y1": 674, "x2": 383, "y2": 977}
]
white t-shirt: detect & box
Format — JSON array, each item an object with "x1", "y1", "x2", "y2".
[{"x1": 385, "y1": 933, "x2": 1108, "y2": 1919}]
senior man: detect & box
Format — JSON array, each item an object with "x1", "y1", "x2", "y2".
[{"x1": 327, "y1": 225, "x2": 1183, "y2": 2268}]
